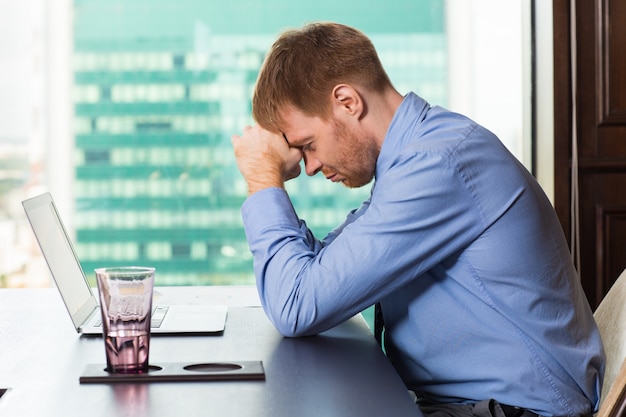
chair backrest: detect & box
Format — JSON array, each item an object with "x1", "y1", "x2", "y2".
[
  {"x1": 596, "y1": 357, "x2": 626, "y2": 417},
  {"x1": 594, "y1": 268, "x2": 626, "y2": 413}
]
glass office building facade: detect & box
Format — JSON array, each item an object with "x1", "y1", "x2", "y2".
[{"x1": 71, "y1": 0, "x2": 446, "y2": 286}]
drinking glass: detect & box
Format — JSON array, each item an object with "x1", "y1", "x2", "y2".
[{"x1": 95, "y1": 266, "x2": 155, "y2": 374}]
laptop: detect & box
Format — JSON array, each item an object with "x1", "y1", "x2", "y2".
[{"x1": 22, "y1": 192, "x2": 227, "y2": 336}]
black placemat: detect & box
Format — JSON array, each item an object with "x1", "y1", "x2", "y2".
[{"x1": 79, "y1": 361, "x2": 265, "y2": 384}]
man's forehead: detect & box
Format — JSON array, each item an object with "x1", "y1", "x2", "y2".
[
  {"x1": 276, "y1": 101, "x2": 334, "y2": 147},
  {"x1": 278, "y1": 104, "x2": 320, "y2": 129}
]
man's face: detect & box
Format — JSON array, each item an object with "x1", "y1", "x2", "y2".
[{"x1": 279, "y1": 106, "x2": 378, "y2": 188}]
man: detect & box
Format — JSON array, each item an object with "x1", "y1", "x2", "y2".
[{"x1": 231, "y1": 22, "x2": 604, "y2": 417}]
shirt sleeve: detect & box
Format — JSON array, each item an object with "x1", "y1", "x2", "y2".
[{"x1": 241, "y1": 150, "x2": 487, "y2": 337}]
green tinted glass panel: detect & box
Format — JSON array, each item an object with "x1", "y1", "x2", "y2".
[{"x1": 72, "y1": 0, "x2": 446, "y2": 287}]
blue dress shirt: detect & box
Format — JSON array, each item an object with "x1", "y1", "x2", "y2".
[{"x1": 241, "y1": 93, "x2": 604, "y2": 416}]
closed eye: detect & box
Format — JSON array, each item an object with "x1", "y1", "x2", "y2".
[{"x1": 283, "y1": 132, "x2": 314, "y2": 151}]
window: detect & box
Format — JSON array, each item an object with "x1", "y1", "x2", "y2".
[{"x1": 1, "y1": 0, "x2": 543, "y2": 288}]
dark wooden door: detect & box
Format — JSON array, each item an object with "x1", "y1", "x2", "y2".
[{"x1": 554, "y1": 0, "x2": 626, "y2": 308}]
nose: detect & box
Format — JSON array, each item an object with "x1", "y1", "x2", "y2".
[{"x1": 303, "y1": 152, "x2": 322, "y2": 176}]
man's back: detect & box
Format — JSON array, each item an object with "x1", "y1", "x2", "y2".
[{"x1": 376, "y1": 94, "x2": 604, "y2": 415}]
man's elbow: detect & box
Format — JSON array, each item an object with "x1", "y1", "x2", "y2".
[{"x1": 266, "y1": 309, "x2": 320, "y2": 337}]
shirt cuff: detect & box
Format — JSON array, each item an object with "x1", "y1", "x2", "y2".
[{"x1": 241, "y1": 187, "x2": 300, "y2": 235}]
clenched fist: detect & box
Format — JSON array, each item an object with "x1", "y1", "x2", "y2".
[{"x1": 231, "y1": 124, "x2": 303, "y2": 195}]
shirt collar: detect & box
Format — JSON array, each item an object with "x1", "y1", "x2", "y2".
[{"x1": 375, "y1": 92, "x2": 431, "y2": 179}]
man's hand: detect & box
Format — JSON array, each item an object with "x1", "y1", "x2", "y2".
[{"x1": 231, "y1": 124, "x2": 303, "y2": 195}]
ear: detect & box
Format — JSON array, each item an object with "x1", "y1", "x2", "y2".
[{"x1": 331, "y1": 84, "x2": 364, "y2": 120}]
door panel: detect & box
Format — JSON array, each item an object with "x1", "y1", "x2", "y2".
[{"x1": 554, "y1": 0, "x2": 626, "y2": 308}]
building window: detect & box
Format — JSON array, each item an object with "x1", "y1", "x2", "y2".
[
  {"x1": 67, "y1": 0, "x2": 449, "y2": 286},
  {"x1": 1, "y1": 0, "x2": 535, "y2": 289}
]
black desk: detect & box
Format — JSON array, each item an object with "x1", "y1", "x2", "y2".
[{"x1": 0, "y1": 287, "x2": 421, "y2": 416}]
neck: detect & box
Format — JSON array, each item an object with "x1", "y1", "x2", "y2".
[{"x1": 363, "y1": 87, "x2": 404, "y2": 148}]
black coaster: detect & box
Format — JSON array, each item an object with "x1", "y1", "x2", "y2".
[{"x1": 79, "y1": 361, "x2": 265, "y2": 384}]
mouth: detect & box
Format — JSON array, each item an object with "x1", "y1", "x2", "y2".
[{"x1": 326, "y1": 173, "x2": 341, "y2": 183}]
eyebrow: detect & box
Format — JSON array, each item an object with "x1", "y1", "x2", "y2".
[{"x1": 282, "y1": 132, "x2": 312, "y2": 150}]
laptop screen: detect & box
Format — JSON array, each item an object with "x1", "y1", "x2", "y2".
[{"x1": 22, "y1": 193, "x2": 95, "y2": 321}]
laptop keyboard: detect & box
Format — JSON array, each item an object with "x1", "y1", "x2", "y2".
[
  {"x1": 151, "y1": 306, "x2": 169, "y2": 328},
  {"x1": 94, "y1": 306, "x2": 169, "y2": 328}
]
